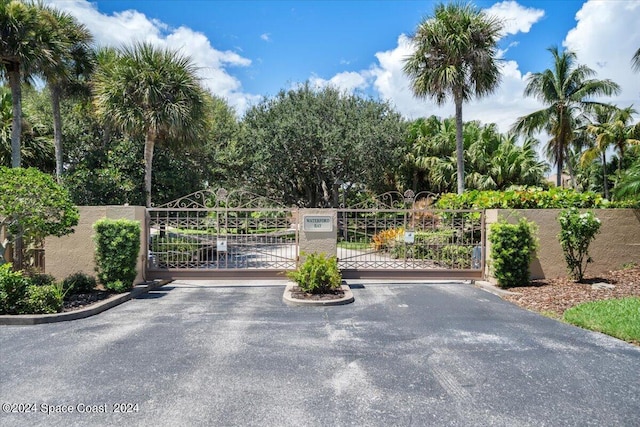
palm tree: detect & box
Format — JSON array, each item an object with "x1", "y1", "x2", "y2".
[
  {"x1": 93, "y1": 42, "x2": 206, "y2": 207},
  {"x1": 36, "y1": 4, "x2": 93, "y2": 182},
  {"x1": 584, "y1": 106, "x2": 639, "y2": 184},
  {"x1": 0, "y1": 0, "x2": 64, "y2": 168},
  {"x1": 632, "y1": 48, "x2": 640, "y2": 72},
  {"x1": 512, "y1": 47, "x2": 620, "y2": 187},
  {"x1": 403, "y1": 1, "x2": 503, "y2": 194}
]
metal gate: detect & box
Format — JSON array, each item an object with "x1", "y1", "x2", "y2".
[
  {"x1": 146, "y1": 189, "x2": 299, "y2": 279},
  {"x1": 337, "y1": 190, "x2": 484, "y2": 280}
]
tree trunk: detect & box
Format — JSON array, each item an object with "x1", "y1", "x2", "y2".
[
  {"x1": 144, "y1": 130, "x2": 156, "y2": 207},
  {"x1": 454, "y1": 96, "x2": 465, "y2": 194},
  {"x1": 7, "y1": 65, "x2": 22, "y2": 168},
  {"x1": 51, "y1": 84, "x2": 63, "y2": 182},
  {"x1": 601, "y1": 151, "x2": 609, "y2": 200}
]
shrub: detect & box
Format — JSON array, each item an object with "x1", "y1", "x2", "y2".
[
  {"x1": 25, "y1": 272, "x2": 57, "y2": 287},
  {"x1": 371, "y1": 228, "x2": 403, "y2": 251},
  {"x1": 558, "y1": 208, "x2": 601, "y2": 282},
  {"x1": 93, "y1": 219, "x2": 140, "y2": 292},
  {"x1": 287, "y1": 252, "x2": 342, "y2": 294},
  {"x1": 0, "y1": 264, "x2": 29, "y2": 314},
  {"x1": 23, "y1": 284, "x2": 64, "y2": 314},
  {"x1": 489, "y1": 217, "x2": 538, "y2": 288},
  {"x1": 434, "y1": 187, "x2": 625, "y2": 210},
  {"x1": 62, "y1": 272, "x2": 97, "y2": 295},
  {"x1": 105, "y1": 280, "x2": 130, "y2": 293}
]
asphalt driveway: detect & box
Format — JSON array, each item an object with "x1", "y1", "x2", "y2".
[{"x1": 1, "y1": 280, "x2": 639, "y2": 426}]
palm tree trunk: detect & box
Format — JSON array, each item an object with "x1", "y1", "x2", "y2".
[
  {"x1": 7, "y1": 65, "x2": 22, "y2": 168},
  {"x1": 454, "y1": 96, "x2": 465, "y2": 194},
  {"x1": 144, "y1": 130, "x2": 156, "y2": 207},
  {"x1": 51, "y1": 84, "x2": 63, "y2": 182},
  {"x1": 601, "y1": 151, "x2": 609, "y2": 200}
]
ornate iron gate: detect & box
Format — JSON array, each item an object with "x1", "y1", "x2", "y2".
[
  {"x1": 337, "y1": 190, "x2": 484, "y2": 280},
  {"x1": 146, "y1": 189, "x2": 298, "y2": 279}
]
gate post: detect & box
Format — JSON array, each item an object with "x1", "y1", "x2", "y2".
[{"x1": 298, "y1": 208, "x2": 337, "y2": 262}]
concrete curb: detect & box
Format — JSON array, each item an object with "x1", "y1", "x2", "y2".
[
  {"x1": 473, "y1": 280, "x2": 520, "y2": 297},
  {"x1": 283, "y1": 282, "x2": 354, "y2": 306},
  {"x1": 0, "y1": 280, "x2": 171, "y2": 325}
]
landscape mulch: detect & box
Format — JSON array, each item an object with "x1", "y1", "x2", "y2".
[{"x1": 502, "y1": 267, "x2": 640, "y2": 318}]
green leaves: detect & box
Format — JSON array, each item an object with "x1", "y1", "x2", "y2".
[
  {"x1": 558, "y1": 208, "x2": 601, "y2": 282},
  {"x1": 93, "y1": 219, "x2": 140, "y2": 291},
  {"x1": 0, "y1": 167, "x2": 78, "y2": 248},
  {"x1": 489, "y1": 218, "x2": 538, "y2": 288},
  {"x1": 287, "y1": 252, "x2": 342, "y2": 294}
]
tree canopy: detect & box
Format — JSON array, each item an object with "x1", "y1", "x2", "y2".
[{"x1": 240, "y1": 84, "x2": 406, "y2": 207}]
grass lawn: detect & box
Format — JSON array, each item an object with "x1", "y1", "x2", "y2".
[{"x1": 563, "y1": 297, "x2": 640, "y2": 344}]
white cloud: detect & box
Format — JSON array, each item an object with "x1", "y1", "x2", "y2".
[
  {"x1": 48, "y1": 0, "x2": 259, "y2": 114},
  {"x1": 366, "y1": 34, "x2": 543, "y2": 133},
  {"x1": 260, "y1": 33, "x2": 271, "y2": 42},
  {"x1": 563, "y1": 0, "x2": 640, "y2": 109},
  {"x1": 485, "y1": 0, "x2": 544, "y2": 36},
  {"x1": 309, "y1": 71, "x2": 370, "y2": 93}
]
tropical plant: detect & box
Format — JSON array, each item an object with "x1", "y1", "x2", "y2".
[
  {"x1": 35, "y1": 4, "x2": 93, "y2": 182},
  {"x1": 403, "y1": 1, "x2": 503, "y2": 194},
  {"x1": 557, "y1": 208, "x2": 601, "y2": 282},
  {"x1": 287, "y1": 252, "x2": 342, "y2": 294},
  {"x1": 584, "y1": 105, "x2": 639, "y2": 187},
  {"x1": 403, "y1": 116, "x2": 547, "y2": 193},
  {"x1": 0, "y1": 0, "x2": 64, "y2": 168},
  {"x1": 632, "y1": 47, "x2": 640, "y2": 73},
  {"x1": 512, "y1": 47, "x2": 620, "y2": 188},
  {"x1": 613, "y1": 160, "x2": 640, "y2": 201},
  {"x1": 93, "y1": 42, "x2": 207, "y2": 207}
]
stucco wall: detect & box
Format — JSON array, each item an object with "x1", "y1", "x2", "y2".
[
  {"x1": 45, "y1": 206, "x2": 147, "y2": 284},
  {"x1": 485, "y1": 209, "x2": 640, "y2": 282},
  {"x1": 298, "y1": 209, "x2": 338, "y2": 262}
]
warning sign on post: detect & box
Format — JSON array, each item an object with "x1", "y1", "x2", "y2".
[{"x1": 303, "y1": 215, "x2": 333, "y2": 232}]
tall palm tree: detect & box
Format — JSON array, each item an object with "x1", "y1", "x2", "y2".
[
  {"x1": 584, "y1": 105, "x2": 639, "y2": 184},
  {"x1": 93, "y1": 42, "x2": 206, "y2": 207},
  {"x1": 36, "y1": 4, "x2": 93, "y2": 182},
  {"x1": 512, "y1": 47, "x2": 620, "y2": 187},
  {"x1": 0, "y1": 0, "x2": 64, "y2": 168},
  {"x1": 403, "y1": 1, "x2": 503, "y2": 194}
]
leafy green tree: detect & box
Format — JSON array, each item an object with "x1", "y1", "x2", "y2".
[
  {"x1": 403, "y1": 1, "x2": 503, "y2": 194},
  {"x1": 512, "y1": 47, "x2": 620, "y2": 187},
  {"x1": 240, "y1": 84, "x2": 406, "y2": 207},
  {"x1": 0, "y1": 166, "x2": 78, "y2": 269},
  {"x1": 93, "y1": 42, "x2": 207, "y2": 207}
]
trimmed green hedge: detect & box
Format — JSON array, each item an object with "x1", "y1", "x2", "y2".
[
  {"x1": 93, "y1": 219, "x2": 140, "y2": 292},
  {"x1": 489, "y1": 217, "x2": 538, "y2": 288},
  {"x1": 435, "y1": 187, "x2": 639, "y2": 210}
]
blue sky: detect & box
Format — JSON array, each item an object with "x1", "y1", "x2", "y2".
[{"x1": 50, "y1": 0, "x2": 640, "y2": 134}]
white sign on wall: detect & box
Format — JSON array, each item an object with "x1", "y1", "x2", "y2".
[{"x1": 303, "y1": 215, "x2": 333, "y2": 232}]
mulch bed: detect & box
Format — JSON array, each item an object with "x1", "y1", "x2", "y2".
[
  {"x1": 288, "y1": 286, "x2": 346, "y2": 301},
  {"x1": 63, "y1": 291, "x2": 115, "y2": 312},
  {"x1": 502, "y1": 267, "x2": 640, "y2": 318}
]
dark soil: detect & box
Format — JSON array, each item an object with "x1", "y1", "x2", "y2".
[
  {"x1": 502, "y1": 267, "x2": 640, "y2": 318},
  {"x1": 63, "y1": 291, "x2": 115, "y2": 312},
  {"x1": 289, "y1": 286, "x2": 346, "y2": 301}
]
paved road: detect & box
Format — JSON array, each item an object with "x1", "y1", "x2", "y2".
[{"x1": 1, "y1": 281, "x2": 639, "y2": 426}]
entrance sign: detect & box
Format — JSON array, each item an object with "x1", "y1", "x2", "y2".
[{"x1": 303, "y1": 215, "x2": 333, "y2": 232}]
